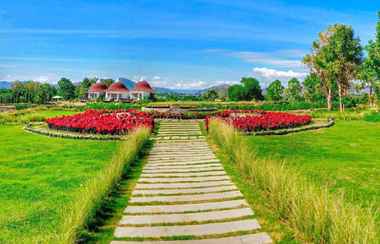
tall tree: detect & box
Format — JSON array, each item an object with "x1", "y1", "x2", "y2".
[
  {"x1": 326, "y1": 24, "x2": 362, "y2": 111},
  {"x1": 266, "y1": 80, "x2": 284, "y2": 101},
  {"x1": 77, "y1": 77, "x2": 95, "y2": 98},
  {"x1": 228, "y1": 84, "x2": 245, "y2": 101},
  {"x1": 304, "y1": 24, "x2": 362, "y2": 111},
  {"x1": 285, "y1": 78, "x2": 302, "y2": 102},
  {"x1": 241, "y1": 77, "x2": 264, "y2": 100},
  {"x1": 58, "y1": 78, "x2": 76, "y2": 100}
]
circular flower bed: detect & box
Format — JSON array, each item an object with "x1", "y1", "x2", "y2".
[
  {"x1": 46, "y1": 109, "x2": 153, "y2": 135},
  {"x1": 205, "y1": 110, "x2": 312, "y2": 133}
]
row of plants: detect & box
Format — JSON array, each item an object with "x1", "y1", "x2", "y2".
[
  {"x1": 46, "y1": 109, "x2": 154, "y2": 135},
  {"x1": 205, "y1": 110, "x2": 312, "y2": 133},
  {"x1": 207, "y1": 119, "x2": 377, "y2": 243},
  {"x1": 86, "y1": 102, "x2": 142, "y2": 110}
]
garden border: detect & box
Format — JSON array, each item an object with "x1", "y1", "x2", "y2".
[
  {"x1": 24, "y1": 122, "x2": 124, "y2": 140},
  {"x1": 248, "y1": 118, "x2": 335, "y2": 136}
]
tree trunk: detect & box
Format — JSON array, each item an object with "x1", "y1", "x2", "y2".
[
  {"x1": 327, "y1": 88, "x2": 332, "y2": 111},
  {"x1": 338, "y1": 83, "x2": 344, "y2": 112},
  {"x1": 369, "y1": 85, "x2": 373, "y2": 107}
]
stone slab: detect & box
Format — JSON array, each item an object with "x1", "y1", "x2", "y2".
[
  {"x1": 129, "y1": 191, "x2": 242, "y2": 203},
  {"x1": 140, "y1": 171, "x2": 226, "y2": 178},
  {"x1": 111, "y1": 233, "x2": 272, "y2": 243},
  {"x1": 119, "y1": 208, "x2": 253, "y2": 225},
  {"x1": 135, "y1": 181, "x2": 233, "y2": 190},
  {"x1": 143, "y1": 164, "x2": 222, "y2": 171},
  {"x1": 138, "y1": 175, "x2": 230, "y2": 183},
  {"x1": 133, "y1": 185, "x2": 237, "y2": 195},
  {"x1": 124, "y1": 199, "x2": 249, "y2": 214},
  {"x1": 114, "y1": 219, "x2": 261, "y2": 238},
  {"x1": 142, "y1": 167, "x2": 224, "y2": 174},
  {"x1": 146, "y1": 159, "x2": 220, "y2": 166}
]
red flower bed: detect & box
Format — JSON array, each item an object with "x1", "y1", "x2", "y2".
[
  {"x1": 46, "y1": 109, "x2": 154, "y2": 135},
  {"x1": 205, "y1": 110, "x2": 312, "y2": 132}
]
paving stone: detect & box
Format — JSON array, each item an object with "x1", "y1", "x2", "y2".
[
  {"x1": 120, "y1": 208, "x2": 253, "y2": 225},
  {"x1": 143, "y1": 163, "x2": 222, "y2": 171},
  {"x1": 147, "y1": 158, "x2": 220, "y2": 164},
  {"x1": 124, "y1": 199, "x2": 249, "y2": 214},
  {"x1": 148, "y1": 155, "x2": 215, "y2": 160},
  {"x1": 135, "y1": 181, "x2": 234, "y2": 189},
  {"x1": 111, "y1": 233, "x2": 272, "y2": 243},
  {"x1": 114, "y1": 219, "x2": 261, "y2": 238},
  {"x1": 142, "y1": 167, "x2": 224, "y2": 174},
  {"x1": 138, "y1": 175, "x2": 230, "y2": 183},
  {"x1": 129, "y1": 191, "x2": 242, "y2": 203},
  {"x1": 141, "y1": 171, "x2": 226, "y2": 178},
  {"x1": 133, "y1": 185, "x2": 237, "y2": 195}
]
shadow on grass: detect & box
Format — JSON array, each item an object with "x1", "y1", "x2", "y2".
[{"x1": 77, "y1": 139, "x2": 154, "y2": 243}]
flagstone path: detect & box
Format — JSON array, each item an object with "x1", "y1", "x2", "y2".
[{"x1": 111, "y1": 120, "x2": 272, "y2": 244}]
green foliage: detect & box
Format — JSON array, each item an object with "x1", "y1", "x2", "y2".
[
  {"x1": 76, "y1": 77, "x2": 96, "y2": 98},
  {"x1": 208, "y1": 120, "x2": 377, "y2": 243},
  {"x1": 303, "y1": 74, "x2": 324, "y2": 103},
  {"x1": 58, "y1": 78, "x2": 76, "y2": 100},
  {"x1": 228, "y1": 77, "x2": 263, "y2": 101},
  {"x1": 266, "y1": 80, "x2": 284, "y2": 101},
  {"x1": 285, "y1": 78, "x2": 303, "y2": 102},
  {"x1": 363, "y1": 112, "x2": 380, "y2": 122},
  {"x1": 9, "y1": 81, "x2": 57, "y2": 104},
  {"x1": 202, "y1": 90, "x2": 219, "y2": 101},
  {"x1": 241, "y1": 77, "x2": 264, "y2": 101}
]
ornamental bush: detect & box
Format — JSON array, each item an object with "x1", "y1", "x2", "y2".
[
  {"x1": 46, "y1": 109, "x2": 153, "y2": 135},
  {"x1": 205, "y1": 110, "x2": 312, "y2": 132}
]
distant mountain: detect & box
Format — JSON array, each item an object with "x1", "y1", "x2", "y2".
[
  {"x1": 0, "y1": 81, "x2": 11, "y2": 89},
  {"x1": 200, "y1": 84, "x2": 230, "y2": 98}
]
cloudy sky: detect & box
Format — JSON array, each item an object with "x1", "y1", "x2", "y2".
[{"x1": 0, "y1": 0, "x2": 379, "y2": 89}]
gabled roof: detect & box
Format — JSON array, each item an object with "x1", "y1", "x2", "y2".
[
  {"x1": 133, "y1": 80, "x2": 153, "y2": 93},
  {"x1": 89, "y1": 82, "x2": 107, "y2": 93},
  {"x1": 107, "y1": 81, "x2": 129, "y2": 93}
]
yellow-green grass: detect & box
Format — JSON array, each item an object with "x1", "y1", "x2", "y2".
[
  {"x1": 0, "y1": 125, "x2": 149, "y2": 243},
  {"x1": 0, "y1": 107, "x2": 78, "y2": 124},
  {"x1": 208, "y1": 119, "x2": 377, "y2": 243}
]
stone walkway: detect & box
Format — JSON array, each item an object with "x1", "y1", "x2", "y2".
[{"x1": 111, "y1": 120, "x2": 272, "y2": 244}]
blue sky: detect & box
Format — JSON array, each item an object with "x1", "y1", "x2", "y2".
[{"x1": 0, "y1": 0, "x2": 379, "y2": 89}]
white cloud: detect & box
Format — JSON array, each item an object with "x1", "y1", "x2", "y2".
[
  {"x1": 253, "y1": 67, "x2": 307, "y2": 81},
  {"x1": 233, "y1": 51, "x2": 303, "y2": 68}
]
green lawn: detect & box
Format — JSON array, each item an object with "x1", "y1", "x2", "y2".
[
  {"x1": 0, "y1": 125, "x2": 118, "y2": 242},
  {"x1": 247, "y1": 120, "x2": 380, "y2": 209}
]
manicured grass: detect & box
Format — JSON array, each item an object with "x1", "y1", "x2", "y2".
[
  {"x1": 0, "y1": 125, "x2": 118, "y2": 242},
  {"x1": 0, "y1": 107, "x2": 78, "y2": 124},
  {"x1": 248, "y1": 120, "x2": 380, "y2": 209}
]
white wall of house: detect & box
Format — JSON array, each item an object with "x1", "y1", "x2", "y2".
[{"x1": 105, "y1": 92, "x2": 129, "y2": 101}]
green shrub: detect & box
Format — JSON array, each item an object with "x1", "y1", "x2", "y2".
[
  {"x1": 208, "y1": 119, "x2": 377, "y2": 243},
  {"x1": 363, "y1": 112, "x2": 380, "y2": 122}
]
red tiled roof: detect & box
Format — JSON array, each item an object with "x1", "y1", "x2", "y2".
[
  {"x1": 107, "y1": 82, "x2": 129, "y2": 93},
  {"x1": 133, "y1": 80, "x2": 153, "y2": 92},
  {"x1": 89, "y1": 83, "x2": 107, "y2": 92}
]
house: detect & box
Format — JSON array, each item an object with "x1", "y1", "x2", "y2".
[
  {"x1": 105, "y1": 80, "x2": 130, "y2": 101},
  {"x1": 88, "y1": 81, "x2": 108, "y2": 100},
  {"x1": 130, "y1": 80, "x2": 154, "y2": 101},
  {"x1": 87, "y1": 79, "x2": 154, "y2": 102}
]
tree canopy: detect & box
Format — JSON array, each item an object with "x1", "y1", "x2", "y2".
[{"x1": 266, "y1": 80, "x2": 284, "y2": 101}]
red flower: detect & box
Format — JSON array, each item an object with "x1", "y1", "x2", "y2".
[{"x1": 46, "y1": 109, "x2": 154, "y2": 135}]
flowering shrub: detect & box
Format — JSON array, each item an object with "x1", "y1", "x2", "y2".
[
  {"x1": 205, "y1": 110, "x2": 312, "y2": 132},
  {"x1": 46, "y1": 109, "x2": 153, "y2": 135}
]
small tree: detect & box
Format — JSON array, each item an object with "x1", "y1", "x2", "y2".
[
  {"x1": 203, "y1": 90, "x2": 218, "y2": 101},
  {"x1": 241, "y1": 77, "x2": 264, "y2": 100},
  {"x1": 285, "y1": 78, "x2": 302, "y2": 102},
  {"x1": 266, "y1": 80, "x2": 284, "y2": 101},
  {"x1": 58, "y1": 78, "x2": 76, "y2": 100},
  {"x1": 303, "y1": 74, "x2": 324, "y2": 103}
]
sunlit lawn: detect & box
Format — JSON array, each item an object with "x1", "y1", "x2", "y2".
[
  {"x1": 247, "y1": 120, "x2": 380, "y2": 210},
  {"x1": 0, "y1": 125, "x2": 118, "y2": 242}
]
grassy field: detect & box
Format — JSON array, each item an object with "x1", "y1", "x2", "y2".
[
  {"x1": 0, "y1": 107, "x2": 78, "y2": 124},
  {"x1": 0, "y1": 125, "x2": 118, "y2": 242},
  {"x1": 248, "y1": 120, "x2": 380, "y2": 212}
]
